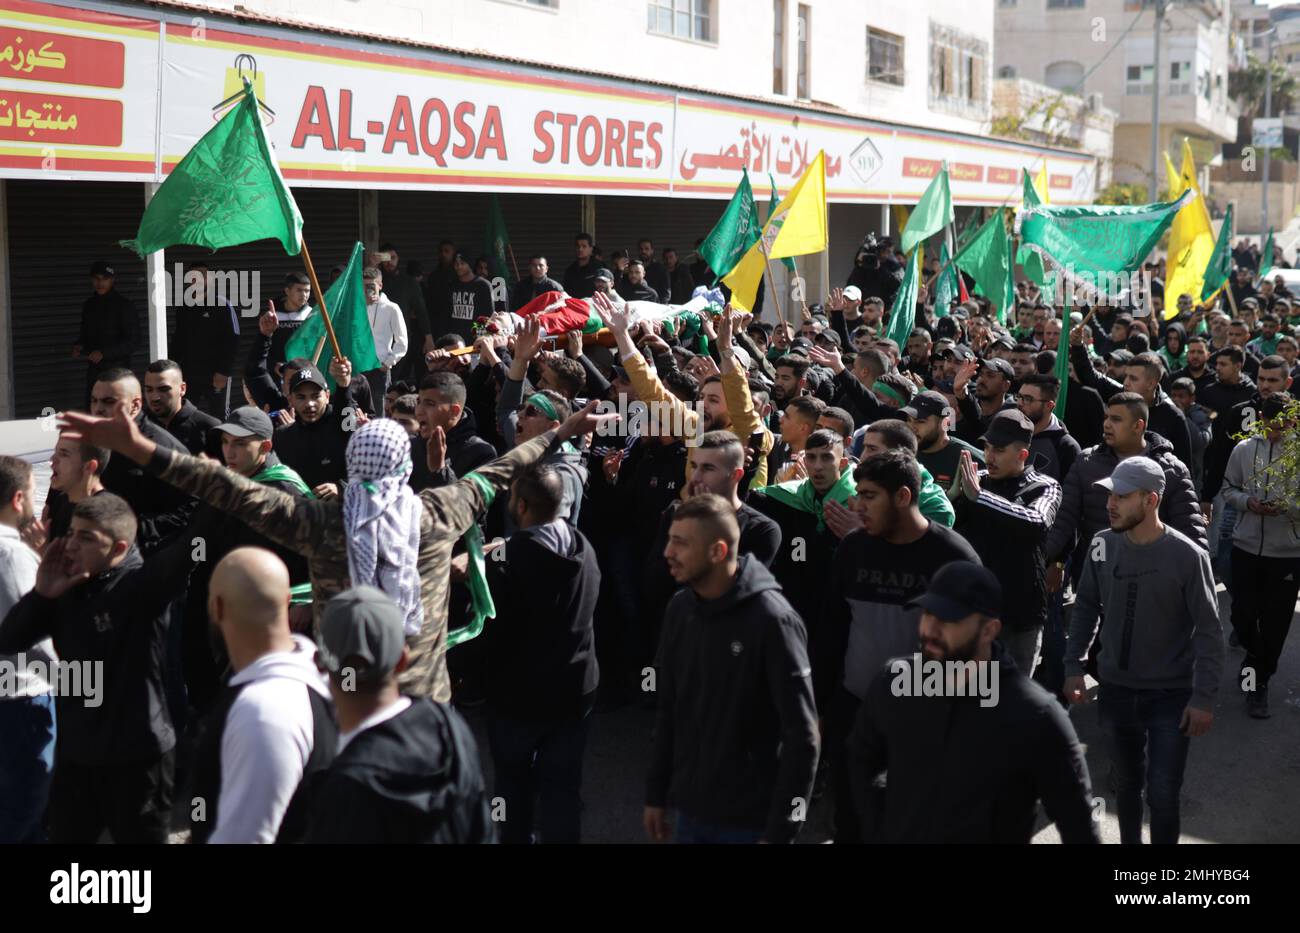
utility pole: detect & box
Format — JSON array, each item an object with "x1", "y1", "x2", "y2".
[
  {"x1": 1149, "y1": 0, "x2": 1166, "y2": 201},
  {"x1": 1263, "y1": 28, "x2": 1274, "y2": 235}
]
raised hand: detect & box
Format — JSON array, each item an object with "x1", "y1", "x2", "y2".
[
  {"x1": 808, "y1": 345, "x2": 845, "y2": 375},
  {"x1": 514, "y1": 316, "x2": 544, "y2": 363},
  {"x1": 59, "y1": 406, "x2": 151, "y2": 463},
  {"x1": 33, "y1": 537, "x2": 89, "y2": 599},
  {"x1": 427, "y1": 425, "x2": 447, "y2": 473},
  {"x1": 259, "y1": 301, "x2": 279, "y2": 338}
]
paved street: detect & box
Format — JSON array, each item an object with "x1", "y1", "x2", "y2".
[{"x1": 458, "y1": 588, "x2": 1300, "y2": 844}]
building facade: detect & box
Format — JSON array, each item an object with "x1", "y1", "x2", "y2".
[
  {"x1": 996, "y1": 0, "x2": 1237, "y2": 190},
  {"x1": 0, "y1": 0, "x2": 1096, "y2": 417}
]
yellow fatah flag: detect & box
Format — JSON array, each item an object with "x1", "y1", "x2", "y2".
[
  {"x1": 1163, "y1": 139, "x2": 1214, "y2": 319},
  {"x1": 724, "y1": 151, "x2": 828, "y2": 311},
  {"x1": 1034, "y1": 163, "x2": 1049, "y2": 205}
]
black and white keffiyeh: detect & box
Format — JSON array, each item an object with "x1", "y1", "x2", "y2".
[{"x1": 343, "y1": 419, "x2": 423, "y2": 635}]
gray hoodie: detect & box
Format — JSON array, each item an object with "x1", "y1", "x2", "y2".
[
  {"x1": 1222, "y1": 435, "x2": 1300, "y2": 559},
  {"x1": 1067, "y1": 526, "x2": 1223, "y2": 710}
]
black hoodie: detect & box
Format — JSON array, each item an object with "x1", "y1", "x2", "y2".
[
  {"x1": 272, "y1": 385, "x2": 358, "y2": 491},
  {"x1": 646, "y1": 555, "x2": 819, "y2": 844},
  {"x1": 0, "y1": 544, "x2": 188, "y2": 765},
  {"x1": 847, "y1": 643, "x2": 1099, "y2": 844},
  {"x1": 484, "y1": 522, "x2": 600, "y2": 721},
  {"x1": 301, "y1": 698, "x2": 493, "y2": 844}
]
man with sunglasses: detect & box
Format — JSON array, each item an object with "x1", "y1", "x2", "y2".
[{"x1": 1015, "y1": 372, "x2": 1081, "y2": 483}]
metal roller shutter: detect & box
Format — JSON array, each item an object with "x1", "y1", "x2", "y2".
[
  {"x1": 8, "y1": 179, "x2": 151, "y2": 418},
  {"x1": 592, "y1": 195, "x2": 732, "y2": 269},
  {"x1": 5, "y1": 182, "x2": 360, "y2": 418},
  {"x1": 376, "y1": 190, "x2": 582, "y2": 281}
]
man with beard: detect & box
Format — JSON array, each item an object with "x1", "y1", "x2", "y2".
[
  {"x1": 846, "y1": 561, "x2": 1098, "y2": 844},
  {"x1": 953, "y1": 357, "x2": 1016, "y2": 445},
  {"x1": 169, "y1": 261, "x2": 239, "y2": 418},
  {"x1": 645, "y1": 494, "x2": 818, "y2": 844},
  {"x1": 821, "y1": 449, "x2": 979, "y2": 842},
  {"x1": 900, "y1": 390, "x2": 983, "y2": 489},
  {"x1": 509, "y1": 255, "x2": 564, "y2": 312},
  {"x1": 1065, "y1": 458, "x2": 1223, "y2": 845},
  {"x1": 615, "y1": 260, "x2": 661, "y2": 304},
  {"x1": 86, "y1": 369, "x2": 194, "y2": 555},
  {"x1": 1171, "y1": 335, "x2": 1216, "y2": 396},
  {"x1": 1014, "y1": 373, "x2": 1081, "y2": 483},
  {"x1": 143, "y1": 360, "x2": 222, "y2": 459}
]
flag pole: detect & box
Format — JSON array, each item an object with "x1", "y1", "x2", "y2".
[
  {"x1": 300, "y1": 239, "x2": 343, "y2": 364},
  {"x1": 759, "y1": 240, "x2": 790, "y2": 332},
  {"x1": 506, "y1": 243, "x2": 521, "y2": 283}
]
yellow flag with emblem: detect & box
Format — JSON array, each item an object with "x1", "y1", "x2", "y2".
[
  {"x1": 723, "y1": 151, "x2": 828, "y2": 311},
  {"x1": 1163, "y1": 139, "x2": 1214, "y2": 319}
]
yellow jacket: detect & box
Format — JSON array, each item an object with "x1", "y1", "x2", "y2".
[{"x1": 621, "y1": 350, "x2": 775, "y2": 495}]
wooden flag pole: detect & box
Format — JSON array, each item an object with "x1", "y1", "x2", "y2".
[
  {"x1": 506, "y1": 243, "x2": 521, "y2": 283},
  {"x1": 299, "y1": 239, "x2": 343, "y2": 364},
  {"x1": 759, "y1": 240, "x2": 790, "y2": 333}
]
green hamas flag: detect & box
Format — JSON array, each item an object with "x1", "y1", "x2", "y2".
[
  {"x1": 1016, "y1": 190, "x2": 1194, "y2": 285},
  {"x1": 933, "y1": 241, "x2": 958, "y2": 317},
  {"x1": 1017, "y1": 169, "x2": 1047, "y2": 287},
  {"x1": 283, "y1": 242, "x2": 379, "y2": 388},
  {"x1": 900, "y1": 167, "x2": 953, "y2": 256},
  {"x1": 1258, "y1": 228, "x2": 1275, "y2": 281},
  {"x1": 956, "y1": 210, "x2": 1014, "y2": 322},
  {"x1": 1201, "y1": 204, "x2": 1234, "y2": 302},
  {"x1": 768, "y1": 174, "x2": 797, "y2": 274},
  {"x1": 885, "y1": 246, "x2": 920, "y2": 347},
  {"x1": 122, "y1": 81, "x2": 301, "y2": 256},
  {"x1": 485, "y1": 193, "x2": 514, "y2": 285},
  {"x1": 699, "y1": 169, "x2": 761, "y2": 282}
]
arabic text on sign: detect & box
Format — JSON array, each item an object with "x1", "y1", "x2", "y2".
[
  {"x1": 0, "y1": 27, "x2": 126, "y2": 89},
  {"x1": 0, "y1": 89, "x2": 122, "y2": 146}
]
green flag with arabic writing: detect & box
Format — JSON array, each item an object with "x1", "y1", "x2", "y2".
[{"x1": 121, "y1": 81, "x2": 301, "y2": 257}]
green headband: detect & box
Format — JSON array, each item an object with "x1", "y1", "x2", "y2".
[
  {"x1": 873, "y1": 381, "x2": 906, "y2": 406},
  {"x1": 524, "y1": 392, "x2": 559, "y2": 422}
]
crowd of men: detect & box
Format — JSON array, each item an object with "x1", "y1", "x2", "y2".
[{"x1": 0, "y1": 226, "x2": 1295, "y2": 845}]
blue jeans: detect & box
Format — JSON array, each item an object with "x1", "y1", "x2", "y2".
[
  {"x1": 1098, "y1": 684, "x2": 1193, "y2": 845},
  {"x1": 676, "y1": 812, "x2": 765, "y2": 844},
  {"x1": 0, "y1": 693, "x2": 57, "y2": 843},
  {"x1": 487, "y1": 710, "x2": 591, "y2": 844}
]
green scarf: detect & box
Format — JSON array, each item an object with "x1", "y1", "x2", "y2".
[
  {"x1": 251, "y1": 462, "x2": 315, "y2": 605},
  {"x1": 446, "y1": 472, "x2": 498, "y2": 648},
  {"x1": 251, "y1": 462, "x2": 315, "y2": 499},
  {"x1": 759, "y1": 468, "x2": 857, "y2": 533}
]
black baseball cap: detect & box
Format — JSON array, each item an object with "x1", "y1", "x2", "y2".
[
  {"x1": 907, "y1": 561, "x2": 1002, "y2": 621},
  {"x1": 900, "y1": 390, "x2": 951, "y2": 421},
  {"x1": 289, "y1": 367, "x2": 328, "y2": 392},
  {"x1": 594, "y1": 267, "x2": 614, "y2": 283},
  {"x1": 90, "y1": 261, "x2": 115, "y2": 278},
  {"x1": 980, "y1": 409, "x2": 1034, "y2": 447},
  {"x1": 216, "y1": 406, "x2": 273, "y2": 440},
  {"x1": 980, "y1": 357, "x2": 1015, "y2": 380}
]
